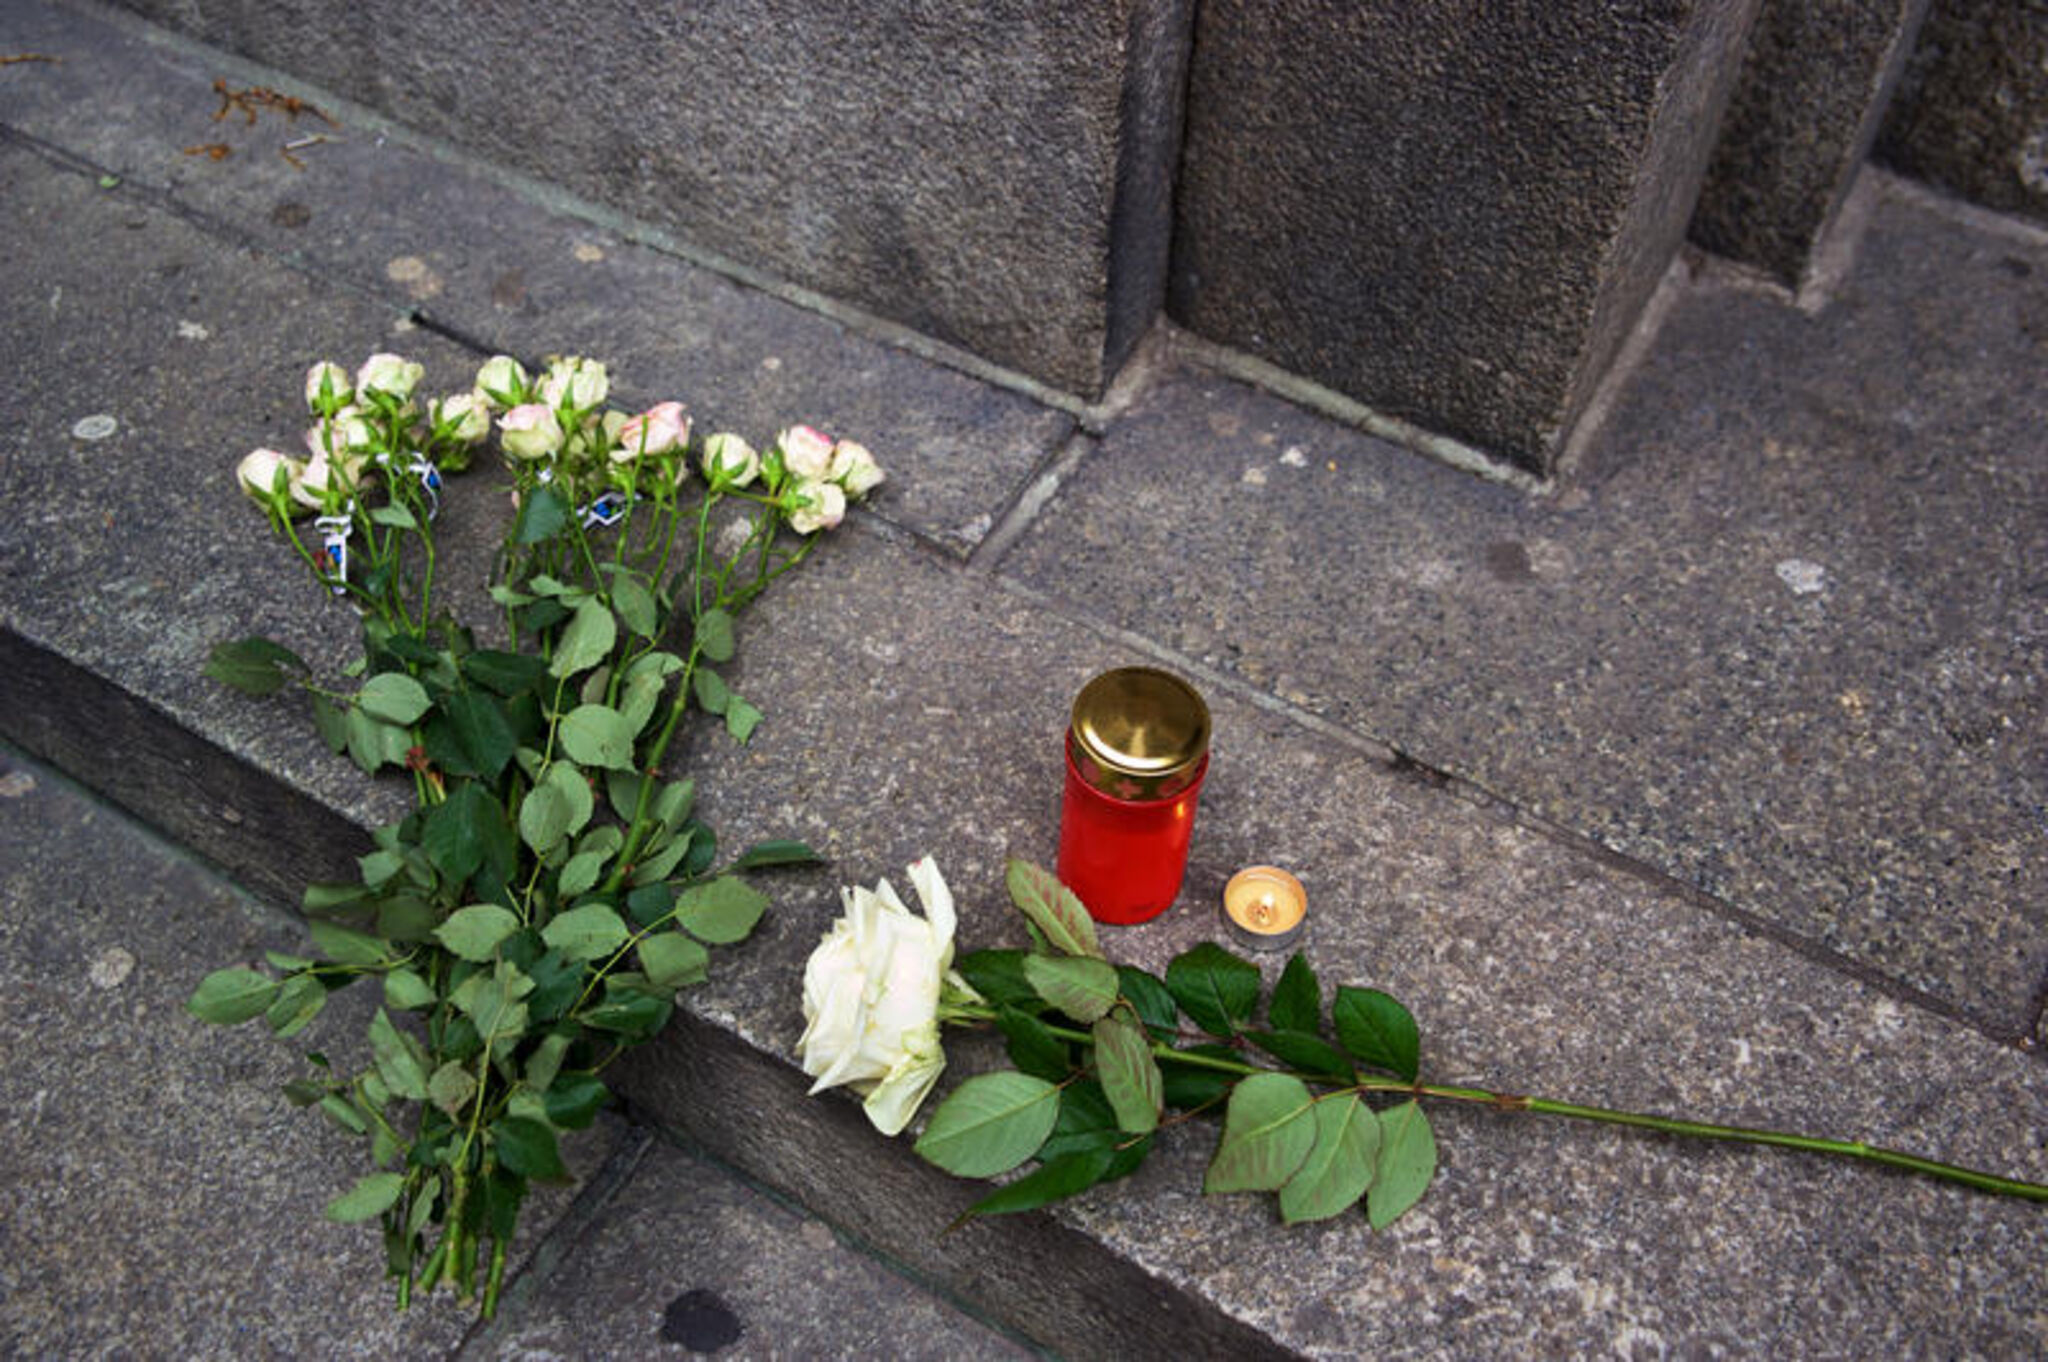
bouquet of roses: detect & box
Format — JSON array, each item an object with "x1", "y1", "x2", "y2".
[{"x1": 188, "y1": 349, "x2": 881, "y2": 1315}]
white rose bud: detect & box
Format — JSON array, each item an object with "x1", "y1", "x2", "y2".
[
  {"x1": 828, "y1": 440, "x2": 886, "y2": 498},
  {"x1": 788, "y1": 479, "x2": 845, "y2": 535},
  {"x1": 798, "y1": 857, "x2": 960, "y2": 1136},
  {"x1": 355, "y1": 352, "x2": 424, "y2": 403},
  {"x1": 498, "y1": 403, "x2": 566, "y2": 460},
  {"x1": 699, "y1": 432, "x2": 760, "y2": 489},
  {"x1": 475, "y1": 355, "x2": 530, "y2": 409},
  {"x1": 777, "y1": 424, "x2": 835, "y2": 481},
  {"x1": 432, "y1": 390, "x2": 493, "y2": 445},
  {"x1": 236, "y1": 447, "x2": 303, "y2": 507},
  {"x1": 540, "y1": 356, "x2": 608, "y2": 412},
  {"x1": 306, "y1": 407, "x2": 377, "y2": 460},
  {"x1": 288, "y1": 449, "x2": 366, "y2": 510},
  {"x1": 303, "y1": 361, "x2": 353, "y2": 414},
  {"x1": 613, "y1": 401, "x2": 690, "y2": 462}
]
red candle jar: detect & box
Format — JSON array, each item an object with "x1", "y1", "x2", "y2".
[{"x1": 1057, "y1": 667, "x2": 1211, "y2": 924}]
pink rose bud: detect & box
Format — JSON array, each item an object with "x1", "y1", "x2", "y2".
[
  {"x1": 613, "y1": 401, "x2": 690, "y2": 461},
  {"x1": 700, "y1": 432, "x2": 760, "y2": 489},
  {"x1": 498, "y1": 404, "x2": 566, "y2": 460},
  {"x1": 355, "y1": 352, "x2": 424, "y2": 402},
  {"x1": 828, "y1": 440, "x2": 886, "y2": 498},
  {"x1": 236, "y1": 447, "x2": 302, "y2": 506}
]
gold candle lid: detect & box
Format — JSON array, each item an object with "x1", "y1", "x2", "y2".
[{"x1": 1069, "y1": 667, "x2": 1211, "y2": 801}]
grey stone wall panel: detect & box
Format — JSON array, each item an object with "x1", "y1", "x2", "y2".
[
  {"x1": 1691, "y1": 0, "x2": 1931, "y2": 286},
  {"x1": 113, "y1": 0, "x2": 1191, "y2": 397},
  {"x1": 1876, "y1": 0, "x2": 2048, "y2": 224},
  {"x1": 1169, "y1": 0, "x2": 1759, "y2": 475}
]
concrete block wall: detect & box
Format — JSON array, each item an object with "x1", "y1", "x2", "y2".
[
  {"x1": 111, "y1": 0, "x2": 2048, "y2": 479},
  {"x1": 1689, "y1": 0, "x2": 1932, "y2": 288}
]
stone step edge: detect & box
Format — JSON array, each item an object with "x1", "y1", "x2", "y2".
[{"x1": 0, "y1": 624, "x2": 1291, "y2": 1362}]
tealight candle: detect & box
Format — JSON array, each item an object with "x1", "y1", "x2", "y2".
[{"x1": 1222, "y1": 866, "x2": 1307, "y2": 952}]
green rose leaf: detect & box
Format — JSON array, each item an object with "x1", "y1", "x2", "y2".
[
  {"x1": 1093, "y1": 1008, "x2": 1162, "y2": 1134},
  {"x1": 543, "y1": 1072, "x2": 609, "y2": 1129},
  {"x1": 1268, "y1": 952, "x2": 1322, "y2": 1035},
  {"x1": 549, "y1": 598, "x2": 617, "y2": 680},
  {"x1": 693, "y1": 606, "x2": 736, "y2": 662},
  {"x1": 1115, "y1": 966, "x2": 1181, "y2": 1040},
  {"x1": 1004, "y1": 858, "x2": 1103, "y2": 959},
  {"x1": 692, "y1": 666, "x2": 729, "y2": 716},
  {"x1": 1203, "y1": 1072, "x2": 1317, "y2": 1194},
  {"x1": 433, "y1": 903, "x2": 521, "y2": 962},
  {"x1": 1332, "y1": 986, "x2": 1421, "y2": 1083},
  {"x1": 994, "y1": 1005, "x2": 1073, "y2": 1083},
  {"x1": 726, "y1": 695, "x2": 763, "y2": 744},
  {"x1": 450, "y1": 962, "x2": 533, "y2": 1049},
  {"x1": 559, "y1": 703, "x2": 638, "y2": 772},
  {"x1": 513, "y1": 483, "x2": 570, "y2": 545},
  {"x1": 357, "y1": 672, "x2": 431, "y2": 725},
  {"x1": 204, "y1": 636, "x2": 308, "y2": 696},
  {"x1": 956, "y1": 949, "x2": 1039, "y2": 1011},
  {"x1": 1279, "y1": 1093, "x2": 1380, "y2": 1224},
  {"x1": 914, "y1": 1072, "x2": 1062, "y2": 1179},
  {"x1": 369, "y1": 503, "x2": 417, "y2": 530},
  {"x1": 491, "y1": 1116, "x2": 568, "y2": 1181},
  {"x1": 463, "y1": 649, "x2": 548, "y2": 697},
  {"x1": 616, "y1": 652, "x2": 684, "y2": 734},
  {"x1": 674, "y1": 876, "x2": 769, "y2": 944},
  {"x1": 428, "y1": 1060, "x2": 478, "y2": 1117},
  {"x1": 188, "y1": 967, "x2": 278, "y2": 1025},
  {"x1": 309, "y1": 693, "x2": 349, "y2": 754},
  {"x1": 520, "y1": 761, "x2": 594, "y2": 854},
  {"x1": 581, "y1": 982, "x2": 672, "y2": 1038},
  {"x1": 608, "y1": 572, "x2": 659, "y2": 640},
  {"x1": 557, "y1": 846, "x2": 612, "y2": 898},
  {"x1": 325, "y1": 1171, "x2": 405, "y2": 1223},
  {"x1": 1368, "y1": 1100, "x2": 1438, "y2": 1230},
  {"x1": 440, "y1": 689, "x2": 517, "y2": 780},
  {"x1": 1023, "y1": 954, "x2": 1120, "y2": 1024},
  {"x1": 309, "y1": 920, "x2": 387, "y2": 967},
  {"x1": 540, "y1": 902, "x2": 631, "y2": 962},
  {"x1": 368, "y1": 1008, "x2": 430, "y2": 1102},
  {"x1": 265, "y1": 972, "x2": 327, "y2": 1038},
  {"x1": 524, "y1": 1033, "x2": 572, "y2": 1094},
  {"x1": 1245, "y1": 1029, "x2": 1357, "y2": 1083},
  {"x1": 422, "y1": 782, "x2": 507, "y2": 884},
  {"x1": 638, "y1": 931, "x2": 709, "y2": 988},
  {"x1": 383, "y1": 968, "x2": 437, "y2": 1011},
  {"x1": 1166, "y1": 942, "x2": 1261, "y2": 1039},
  {"x1": 960, "y1": 1148, "x2": 1119, "y2": 1222}
]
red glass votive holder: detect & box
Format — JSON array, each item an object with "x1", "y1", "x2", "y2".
[{"x1": 1055, "y1": 667, "x2": 1211, "y2": 924}]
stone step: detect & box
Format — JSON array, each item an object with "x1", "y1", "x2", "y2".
[
  {"x1": 0, "y1": 749, "x2": 1034, "y2": 1360},
  {"x1": 4, "y1": 4, "x2": 2046, "y2": 1357}
]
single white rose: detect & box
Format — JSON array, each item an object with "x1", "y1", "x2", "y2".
[
  {"x1": 798, "y1": 857, "x2": 959, "y2": 1136},
  {"x1": 475, "y1": 355, "x2": 529, "y2": 409},
  {"x1": 613, "y1": 401, "x2": 690, "y2": 461},
  {"x1": 828, "y1": 439, "x2": 886, "y2": 498},
  {"x1": 788, "y1": 479, "x2": 845, "y2": 535},
  {"x1": 498, "y1": 403, "x2": 565, "y2": 460},
  {"x1": 777, "y1": 424, "x2": 835, "y2": 481},
  {"x1": 699, "y1": 432, "x2": 760, "y2": 489},
  {"x1": 356, "y1": 352, "x2": 423, "y2": 403},
  {"x1": 303, "y1": 361, "x2": 352, "y2": 414}
]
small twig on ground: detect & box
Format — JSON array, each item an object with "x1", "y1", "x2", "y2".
[
  {"x1": 212, "y1": 77, "x2": 335, "y2": 127},
  {"x1": 2, "y1": 53, "x2": 61, "y2": 65},
  {"x1": 183, "y1": 143, "x2": 234, "y2": 161}
]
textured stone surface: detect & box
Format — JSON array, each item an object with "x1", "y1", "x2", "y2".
[
  {"x1": 1877, "y1": 0, "x2": 2048, "y2": 225},
  {"x1": 1690, "y1": 0, "x2": 1930, "y2": 285},
  {"x1": 103, "y1": 0, "x2": 1190, "y2": 397},
  {"x1": 0, "y1": 0, "x2": 1074, "y2": 559},
  {"x1": 1010, "y1": 178, "x2": 2048, "y2": 1035},
  {"x1": 0, "y1": 750, "x2": 621, "y2": 1357},
  {"x1": 1170, "y1": 0, "x2": 1759, "y2": 474},
  {"x1": 624, "y1": 534, "x2": 2048, "y2": 1359},
  {"x1": 465, "y1": 1136, "x2": 1035, "y2": 1361}
]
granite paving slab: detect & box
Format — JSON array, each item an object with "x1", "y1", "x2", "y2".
[
  {"x1": 464, "y1": 1135, "x2": 1036, "y2": 1362},
  {"x1": 621, "y1": 532, "x2": 2048, "y2": 1359},
  {"x1": 0, "y1": 749, "x2": 623, "y2": 1358},
  {"x1": 1002, "y1": 175, "x2": 2048, "y2": 1038},
  {"x1": 0, "y1": 0, "x2": 1075, "y2": 557}
]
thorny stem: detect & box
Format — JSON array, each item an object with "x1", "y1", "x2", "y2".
[{"x1": 945, "y1": 1004, "x2": 2048, "y2": 1205}]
